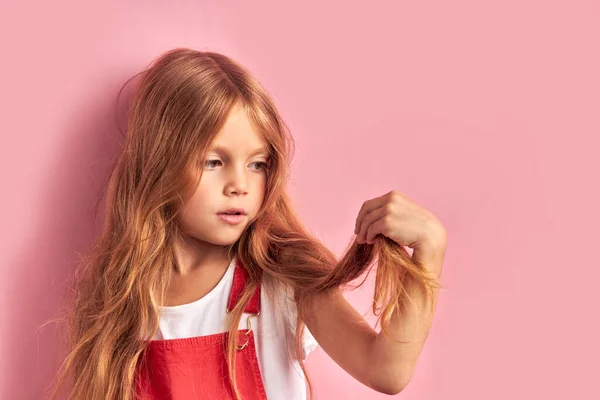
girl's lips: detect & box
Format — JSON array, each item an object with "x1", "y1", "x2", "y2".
[
  {"x1": 216, "y1": 213, "x2": 246, "y2": 225},
  {"x1": 219, "y1": 208, "x2": 247, "y2": 215}
]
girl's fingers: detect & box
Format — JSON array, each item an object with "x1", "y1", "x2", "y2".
[
  {"x1": 354, "y1": 193, "x2": 391, "y2": 234},
  {"x1": 356, "y1": 206, "x2": 387, "y2": 243},
  {"x1": 366, "y1": 216, "x2": 388, "y2": 244}
]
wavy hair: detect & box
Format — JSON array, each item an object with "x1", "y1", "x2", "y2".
[{"x1": 48, "y1": 48, "x2": 441, "y2": 400}]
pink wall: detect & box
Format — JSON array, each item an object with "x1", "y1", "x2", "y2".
[{"x1": 1, "y1": 1, "x2": 599, "y2": 399}]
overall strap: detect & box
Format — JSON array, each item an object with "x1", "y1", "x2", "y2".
[{"x1": 227, "y1": 258, "x2": 261, "y2": 315}]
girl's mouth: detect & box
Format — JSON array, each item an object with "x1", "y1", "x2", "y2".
[{"x1": 216, "y1": 213, "x2": 246, "y2": 224}]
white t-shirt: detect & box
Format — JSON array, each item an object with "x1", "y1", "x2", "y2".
[{"x1": 152, "y1": 255, "x2": 319, "y2": 400}]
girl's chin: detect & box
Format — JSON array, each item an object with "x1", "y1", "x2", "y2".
[{"x1": 207, "y1": 232, "x2": 244, "y2": 247}]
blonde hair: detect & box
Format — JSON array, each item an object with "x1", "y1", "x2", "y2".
[{"x1": 48, "y1": 48, "x2": 441, "y2": 400}]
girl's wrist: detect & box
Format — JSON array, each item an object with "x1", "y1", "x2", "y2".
[{"x1": 413, "y1": 224, "x2": 447, "y2": 276}]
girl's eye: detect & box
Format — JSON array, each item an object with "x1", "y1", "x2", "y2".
[
  {"x1": 250, "y1": 161, "x2": 269, "y2": 171},
  {"x1": 204, "y1": 160, "x2": 269, "y2": 171},
  {"x1": 205, "y1": 159, "x2": 222, "y2": 169}
]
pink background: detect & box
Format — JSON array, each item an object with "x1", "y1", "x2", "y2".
[{"x1": 1, "y1": 1, "x2": 599, "y2": 399}]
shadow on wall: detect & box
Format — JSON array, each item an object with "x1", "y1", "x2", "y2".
[{"x1": 4, "y1": 71, "x2": 139, "y2": 400}]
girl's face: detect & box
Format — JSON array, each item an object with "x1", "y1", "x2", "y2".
[{"x1": 178, "y1": 103, "x2": 269, "y2": 247}]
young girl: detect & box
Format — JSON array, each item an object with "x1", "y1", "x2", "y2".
[{"x1": 50, "y1": 48, "x2": 447, "y2": 400}]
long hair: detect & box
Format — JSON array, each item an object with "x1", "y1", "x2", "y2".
[{"x1": 48, "y1": 48, "x2": 441, "y2": 400}]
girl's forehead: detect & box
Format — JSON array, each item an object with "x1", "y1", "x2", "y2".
[
  {"x1": 208, "y1": 143, "x2": 269, "y2": 157},
  {"x1": 206, "y1": 103, "x2": 271, "y2": 156}
]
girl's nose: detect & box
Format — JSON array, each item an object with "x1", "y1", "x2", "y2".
[{"x1": 225, "y1": 166, "x2": 248, "y2": 195}]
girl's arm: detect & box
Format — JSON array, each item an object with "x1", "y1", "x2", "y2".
[
  {"x1": 304, "y1": 190, "x2": 447, "y2": 394},
  {"x1": 303, "y1": 238, "x2": 445, "y2": 395}
]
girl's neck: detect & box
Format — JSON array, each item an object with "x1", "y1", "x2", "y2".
[{"x1": 171, "y1": 234, "x2": 232, "y2": 276}]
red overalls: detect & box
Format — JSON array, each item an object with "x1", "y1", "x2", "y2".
[{"x1": 135, "y1": 258, "x2": 268, "y2": 399}]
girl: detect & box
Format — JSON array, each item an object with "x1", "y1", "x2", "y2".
[{"x1": 50, "y1": 48, "x2": 446, "y2": 400}]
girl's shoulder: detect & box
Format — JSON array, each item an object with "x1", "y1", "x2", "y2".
[{"x1": 259, "y1": 273, "x2": 320, "y2": 361}]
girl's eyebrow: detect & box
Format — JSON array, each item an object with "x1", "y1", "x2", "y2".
[{"x1": 210, "y1": 145, "x2": 269, "y2": 157}]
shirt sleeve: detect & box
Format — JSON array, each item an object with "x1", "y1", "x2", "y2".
[
  {"x1": 301, "y1": 323, "x2": 319, "y2": 361},
  {"x1": 278, "y1": 283, "x2": 320, "y2": 362}
]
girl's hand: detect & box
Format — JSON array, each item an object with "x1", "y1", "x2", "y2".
[{"x1": 354, "y1": 190, "x2": 447, "y2": 252}]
